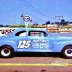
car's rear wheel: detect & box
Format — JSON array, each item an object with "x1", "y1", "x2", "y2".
[
  {"x1": 0, "y1": 45, "x2": 14, "y2": 58},
  {"x1": 62, "y1": 45, "x2": 72, "y2": 58}
]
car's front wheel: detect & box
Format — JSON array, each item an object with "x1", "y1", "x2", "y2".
[
  {"x1": 62, "y1": 45, "x2": 72, "y2": 58},
  {"x1": 0, "y1": 45, "x2": 14, "y2": 58}
]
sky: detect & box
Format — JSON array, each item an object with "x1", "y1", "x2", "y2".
[{"x1": 0, "y1": 0, "x2": 72, "y2": 25}]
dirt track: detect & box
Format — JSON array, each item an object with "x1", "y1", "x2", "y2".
[
  {"x1": 0, "y1": 52, "x2": 72, "y2": 72},
  {"x1": 0, "y1": 52, "x2": 72, "y2": 64},
  {"x1": 0, "y1": 66, "x2": 72, "y2": 72}
]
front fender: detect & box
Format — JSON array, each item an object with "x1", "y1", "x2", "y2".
[{"x1": 53, "y1": 41, "x2": 72, "y2": 52}]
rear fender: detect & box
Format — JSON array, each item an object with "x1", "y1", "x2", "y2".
[{"x1": 0, "y1": 40, "x2": 17, "y2": 52}]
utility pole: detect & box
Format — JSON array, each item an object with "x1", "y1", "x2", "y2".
[
  {"x1": 55, "y1": 16, "x2": 63, "y2": 28},
  {"x1": 55, "y1": 16, "x2": 63, "y2": 21}
]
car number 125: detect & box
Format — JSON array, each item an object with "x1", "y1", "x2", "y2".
[{"x1": 18, "y1": 40, "x2": 31, "y2": 48}]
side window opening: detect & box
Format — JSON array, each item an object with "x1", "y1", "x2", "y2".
[
  {"x1": 29, "y1": 31, "x2": 47, "y2": 37},
  {"x1": 15, "y1": 31, "x2": 26, "y2": 36}
]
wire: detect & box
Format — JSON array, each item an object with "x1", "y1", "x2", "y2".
[
  {"x1": 17, "y1": 0, "x2": 49, "y2": 21},
  {"x1": 21, "y1": 0, "x2": 47, "y2": 17},
  {"x1": 18, "y1": 0, "x2": 51, "y2": 19},
  {"x1": 23, "y1": 0, "x2": 53, "y2": 20}
]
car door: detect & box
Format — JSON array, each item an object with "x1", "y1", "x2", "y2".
[
  {"x1": 14, "y1": 30, "x2": 31, "y2": 52},
  {"x1": 27, "y1": 30, "x2": 52, "y2": 52}
]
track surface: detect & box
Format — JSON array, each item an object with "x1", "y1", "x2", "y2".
[
  {"x1": 0, "y1": 52, "x2": 72, "y2": 72},
  {"x1": 0, "y1": 66, "x2": 72, "y2": 72},
  {"x1": 0, "y1": 52, "x2": 71, "y2": 64}
]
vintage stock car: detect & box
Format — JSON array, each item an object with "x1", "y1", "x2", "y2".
[{"x1": 0, "y1": 28, "x2": 72, "y2": 58}]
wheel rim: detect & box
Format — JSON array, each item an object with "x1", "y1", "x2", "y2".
[
  {"x1": 1, "y1": 48, "x2": 11, "y2": 57},
  {"x1": 65, "y1": 49, "x2": 72, "y2": 57}
]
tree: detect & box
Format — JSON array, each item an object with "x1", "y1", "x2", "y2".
[
  {"x1": 61, "y1": 19, "x2": 68, "y2": 25},
  {"x1": 46, "y1": 21, "x2": 50, "y2": 25},
  {"x1": 61, "y1": 19, "x2": 65, "y2": 23},
  {"x1": 0, "y1": 25, "x2": 3, "y2": 27}
]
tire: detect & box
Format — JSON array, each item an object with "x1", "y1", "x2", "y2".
[
  {"x1": 61, "y1": 45, "x2": 72, "y2": 58},
  {"x1": 0, "y1": 45, "x2": 14, "y2": 58}
]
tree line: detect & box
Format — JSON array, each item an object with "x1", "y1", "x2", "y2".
[{"x1": 0, "y1": 19, "x2": 72, "y2": 28}]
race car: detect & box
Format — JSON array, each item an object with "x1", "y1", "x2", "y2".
[{"x1": 0, "y1": 28, "x2": 72, "y2": 58}]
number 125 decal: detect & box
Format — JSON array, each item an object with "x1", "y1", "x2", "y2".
[{"x1": 18, "y1": 40, "x2": 31, "y2": 48}]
